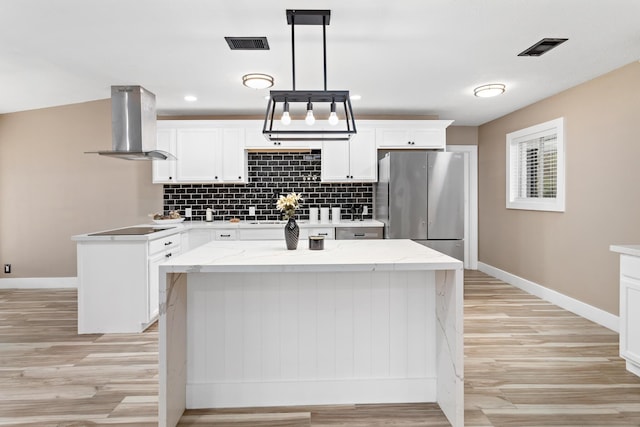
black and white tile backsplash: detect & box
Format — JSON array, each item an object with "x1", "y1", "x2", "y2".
[{"x1": 163, "y1": 151, "x2": 374, "y2": 221}]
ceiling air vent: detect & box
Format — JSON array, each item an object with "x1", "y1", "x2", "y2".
[
  {"x1": 225, "y1": 37, "x2": 270, "y2": 50},
  {"x1": 518, "y1": 38, "x2": 568, "y2": 57}
]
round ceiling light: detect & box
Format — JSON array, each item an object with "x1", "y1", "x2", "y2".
[
  {"x1": 474, "y1": 83, "x2": 506, "y2": 98},
  {"x1": 242, "y1": 73, "x2": 274, "y2": 89},
  {"x1": 184, "y1": 95, "x2": 197, "y2": 102}
]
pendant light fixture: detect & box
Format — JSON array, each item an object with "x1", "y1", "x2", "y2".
[{"x1": 262, "y1": 10, "x2": 357, "y2": 142}]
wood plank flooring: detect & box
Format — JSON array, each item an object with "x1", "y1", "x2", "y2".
[{"x1": 1, "y1": 270, "x2": 640, "y2": 426}]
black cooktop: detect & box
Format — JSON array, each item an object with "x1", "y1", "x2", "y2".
[{"x1": 88, "y1": 227, "x2": 172, "y2": 236}]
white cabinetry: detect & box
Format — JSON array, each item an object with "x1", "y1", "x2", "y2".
[
  {"x1": 321, "y1": 128, "x2": 376, "y2": 182},
  {"x1": 619, "y1": 253, "x2": 640, "y2": 377},
  {"x1": 154, "y1": 121, "x2": 247, "y2": 184},
  {"x1": 375, "y1": 120, "x2": 453, "y2": 149},
  {"x1": 148, "y1": 234, "x2": 181, "y2": 320},
  {"x1": 153, "y1": 128, "x2": 177, "y2": 182},
  {"x1": 187, "y1": 228, "x2": 238, "y2": 251},
  {"x1": 244, "y1": 121, "x2": 321, "y2": 150},
  {"x1": 76, "y1": 230, "x2": 182, "y2": 334}
]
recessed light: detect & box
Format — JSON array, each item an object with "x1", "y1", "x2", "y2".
[
  {"x1": 243, "y1": 73, "x2": 274, "y2": 89},
  {"x1": 184, "y1": 95, "x2": 197, "y2": 102},
  {"x1": 350, "y1": 94, "x2": 361, "y2": 101},
  {"x1": 474, "y1": 84, "x2": 505, "y2": 98}
]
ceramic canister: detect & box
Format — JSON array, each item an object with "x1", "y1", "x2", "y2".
[
  {"x1": 309, "y1": 207, "x2": 319, "y2": 224},
  {"x1": 320, "y1": 207, "x2": 330, "y2": 224}
]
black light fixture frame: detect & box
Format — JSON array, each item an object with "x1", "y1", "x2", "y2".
[{"x1": 262, "y1": 9, "x2": 357, "y2": 142}]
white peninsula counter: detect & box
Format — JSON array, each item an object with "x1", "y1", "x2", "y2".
[{"x1": 159, "y1": 239, "x2": 464, "y2": 427}]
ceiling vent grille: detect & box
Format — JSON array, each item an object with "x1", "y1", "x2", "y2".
[
  {"x1": 518, "y1": 38, "x2": 568, "y2": 57},
  {"x1": 225, "y1": 37, "x2": 270, "y2": 50}
]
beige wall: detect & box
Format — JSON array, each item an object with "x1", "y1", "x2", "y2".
[
  {"x1": 447, "y1": 126, "x2": 478, "y2": 146},
  {"x1": 478, "y1": 61, "x2": 640, "y2": 315},
  {"x1": 0, "y1": 100, "x2": 163, "y2": 278}
]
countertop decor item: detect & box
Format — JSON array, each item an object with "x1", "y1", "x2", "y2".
[
  {"x1": 309, "y1": 235, "x2": 324, "y2": 250},
  {"x1": 276, "y1": 192, "x2": 303, "y2": 249}
]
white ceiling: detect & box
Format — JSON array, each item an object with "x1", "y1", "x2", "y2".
[{"x1": 2, "y1": 0, "x2": 639, "y2": 125}]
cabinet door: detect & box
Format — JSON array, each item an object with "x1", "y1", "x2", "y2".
[
  {"x1": 376, "y1": 127, "x2": 445, "y2": 149},
  {"x1": 375, "y1": 129, "x2": 413, "y2": 148},
  {"x1": 148, "y1": 252, "x2": 165, "y2": 321},
  {"x1": 188, "y1": 229, "x2": 215, "y2": 250},
  {"x1": 412, "y1": 128, "x2": 446, "y2": 149},
  {"x1": 221, "y1": 128, "x2": 246, "y2": 182},
  {"x1": 348, "y1": 129, "x2": 377, "y2": 181},
  {"x1": 153, "y1": 129, "x2": 177, "y2": 183},
  {"x1": 176, "y1": 129, "x2": 222, "y2": 182},
  {"x1": 321, "y1": 140, "x2": 351, "y2": 182}
]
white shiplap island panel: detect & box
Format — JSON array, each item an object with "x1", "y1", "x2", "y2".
[{"x1": 158, "y1": 239, "x2": 463, "y2": 427}]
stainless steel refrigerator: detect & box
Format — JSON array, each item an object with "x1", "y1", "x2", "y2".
[{"x1": 375, "y1": 151, "x2": 464, "y2": 261}]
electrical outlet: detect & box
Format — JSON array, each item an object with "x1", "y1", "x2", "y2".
[
  {"x1": 184, "y1": 207, "x2": 192, "y2": 218},
  {"x1": 4, "y1": 264, "x2": 10, "y2": 274},
  {"x1": 249, "y1": 206, "x2": 256, "y2": 216}
]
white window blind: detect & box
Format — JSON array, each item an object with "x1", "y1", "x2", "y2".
[{"x1": 506, "y1": 118, "x2": 565, "y2": 212}]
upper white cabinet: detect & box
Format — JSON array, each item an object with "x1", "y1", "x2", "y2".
[
  {"x1": 244, "y1": 121, "x2": 322, "y2": 150},
  {"x1": 375, "y1": 120, "x2": 453, "y2": 149},
  {"x1": 154, "y1": 121, "x2": 247, "y2": 184},
  {"x1": 153, "y1": 128, "x2": 178, "y2": 182},
  {"x1": 321, "y1": 128, "x2": 376, "y2": 182}
]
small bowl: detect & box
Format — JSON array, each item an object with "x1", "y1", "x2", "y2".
[{"x1": 309, "y1": 235, "x2": 324, "y2": 250}]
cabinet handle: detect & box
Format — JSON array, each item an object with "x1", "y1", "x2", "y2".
[
  {"x1": 319, "y1": 233, "x2": 328, "y2": 236},
  {"x1": 221, "y1": 234, "x2": 231, "y2": 237},
  {"x1": 165, "y1": 253, "x2": 172, "y2": 258},
  {"x1": 164, "y1": 241, "x2": 172, "y2": 246},
  {"x1": 215, "y1": 176, "x2": 218, "y2": 179},
  {"x1": 346, "y1": 175, "x2": 349, "y2": 178},
  {"x1": 354, "y1": 233, "x2": 365, "y2": 237},
  {"x1": 238, "y1": 176, "x2": 241, "y2": 180}
]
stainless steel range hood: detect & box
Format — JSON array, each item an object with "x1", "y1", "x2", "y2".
[{"x1": 88, "y1": 86, "x2": 174, "y2": 160}]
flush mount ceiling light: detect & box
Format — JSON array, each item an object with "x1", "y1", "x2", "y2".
[
  {"x1": 184, "y1": 95, "x2": 198, "y2": 102},
  {"x1": 262, "y1": 9, "x2": 357, "y2": 142},
  {"x1": 474, "y1": 83, "x2": 506, "y2": 98},
  {"x1": 243, "y1": 73, "x2": 274, "y2": 89}
]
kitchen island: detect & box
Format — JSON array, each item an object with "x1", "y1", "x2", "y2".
[{"x1": 158, "y1": 239, "x2": 463, "y2": 427}]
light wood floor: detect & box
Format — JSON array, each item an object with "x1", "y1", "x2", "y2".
[{"x1": 2, "y1": 270, "x2": 640, "y2": 426}]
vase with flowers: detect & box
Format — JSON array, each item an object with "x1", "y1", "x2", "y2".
[{"x1": 276, "y1": 192, "x2": 303, "y2": 250}]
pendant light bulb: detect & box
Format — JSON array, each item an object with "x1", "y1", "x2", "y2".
[
  {"x1": 328, "y1": 101, "x2": 339, "y2": 126},
  {"x1": 280, "y1": 101, "x2": 291, "y2": 126},
  {"x1": 305, "y1": 101, "x2": 315, "y2": 126}
]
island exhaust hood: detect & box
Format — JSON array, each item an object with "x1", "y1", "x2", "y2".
[{"x1": 87, "y1": 86, "x2": 174, "y2": 160}]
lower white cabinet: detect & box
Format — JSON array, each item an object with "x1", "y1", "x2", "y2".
[
  {"x1": 76, "y1": 231, "x2": 181, "y2": 334},
  {"x1": 187, "y1": 228, "x2": 238, "y2": 250},
  {"x1": 619, "y1": 254, "x2": 640, "y2": 377}
]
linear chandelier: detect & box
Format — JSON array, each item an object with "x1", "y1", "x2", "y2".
[{"x1": 262, "y1": 9, "x2": 357, "y2": 142}]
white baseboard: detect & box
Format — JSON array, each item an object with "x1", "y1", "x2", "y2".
[
  {"x1": 0, "y1": 277, "x2": 77, "y2": 289},
  {"x1": 477, "y1": 262, "x2": 619, "y2": 333}
]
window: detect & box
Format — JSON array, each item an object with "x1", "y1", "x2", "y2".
[{"x1": 506, "y1": 118, "x2": 565, "y2": 211}]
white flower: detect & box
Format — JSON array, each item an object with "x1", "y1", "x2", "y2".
[{"x1": 276, "y1": 192, "x2": 303, "y2": 219}]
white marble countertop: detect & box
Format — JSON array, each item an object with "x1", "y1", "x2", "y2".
[
  {"x1": 610, "y1": 244, "x2": 640, "y2": 257},
  {"x1": 72, "y1": 220, "x2": 384, "y2": 241},
  {"x1": 160, "y1": 239, "x2": 462, "y2": 273}
]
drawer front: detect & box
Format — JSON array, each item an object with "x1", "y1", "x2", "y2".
[
  {"x1": 622, "y1": 255, "x2": 640, "y2": 280},
  {"x1": 215, "y1": 229, "x2": 238, "y2": 240},
  {"x1": 305, "y1": 227, "x2": 335, "y2": 240},
  {"x1": 238, "y1": 228, "x2": 283, "y2": 240},
  {"x1": 149, "y1": 233, "x2": 182, "y2": 254},
  {"x1": 335, "y1": 227, "x2": 383, "y2": 240}
]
